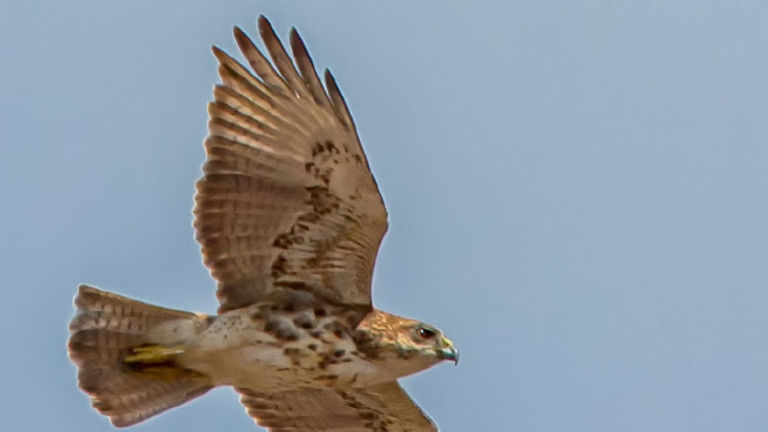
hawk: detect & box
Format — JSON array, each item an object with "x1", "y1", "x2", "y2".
[{"x1": 67, "y1": 15, "x2": 458, "y2": 431}]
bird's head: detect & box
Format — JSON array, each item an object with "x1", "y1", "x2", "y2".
[{"x1": 354, "y1": 310, "x2": 458, "y2": 378}]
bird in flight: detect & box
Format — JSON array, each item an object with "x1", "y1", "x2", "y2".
[{"x1": 68, "y1": 15, "x2": 458, "y2": 431}]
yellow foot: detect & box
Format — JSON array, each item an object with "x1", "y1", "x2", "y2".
[{"x1": 124, "y1": 345, "x2": 185, "y2": 364}]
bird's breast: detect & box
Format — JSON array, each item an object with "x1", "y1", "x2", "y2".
[{"x1": 177, "y1": 306, "x2": 394, "y2": 389}]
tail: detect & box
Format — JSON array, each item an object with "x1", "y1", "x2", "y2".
[{"x1": 68, "y1": 284, "x2": 215, "y2": 427}]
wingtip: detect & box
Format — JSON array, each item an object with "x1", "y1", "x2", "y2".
[
  {"x1": 210, "y1": 45, "x2": 226, "y2": 60},
  {"x1": 258, "y1": 15, "x2": 274, "y2": 36},
  {"x1": 289, "y1": 27, "x2": 308, "y2": 57},
  {"x1": 232, "y1": 26, "x2": 252, "y2": 51},
  {"x1": 324, "y1": 68, "x2": 340, "y2": 91}
]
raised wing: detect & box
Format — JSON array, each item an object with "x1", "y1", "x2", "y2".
[
  {"x1": 195, "y1": 16, "x2": 389, "y2": 313},
  {"x1": 237, "y1": 382, "x2": 437, "y2": 431}
]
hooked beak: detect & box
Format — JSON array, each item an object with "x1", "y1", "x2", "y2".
[{"x1": 437, "y1": 337, "x2": 459, "y2": 365}]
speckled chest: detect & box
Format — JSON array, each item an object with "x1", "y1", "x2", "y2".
[{"x1": 180, "y1": 304, "x2": 385, "y2": 389}]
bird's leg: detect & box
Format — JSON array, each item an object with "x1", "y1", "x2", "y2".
[{"x1": 124, "y1": 345, "x2": 186, "y2": 364}]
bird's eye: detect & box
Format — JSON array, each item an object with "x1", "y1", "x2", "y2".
[{"x1": 417, "y1": 327, "x2": 436, "y2": 339}]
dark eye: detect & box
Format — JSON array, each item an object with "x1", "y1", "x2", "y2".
[{"x1": 417, "y1": 327, "x2": 436, "y2": 339}]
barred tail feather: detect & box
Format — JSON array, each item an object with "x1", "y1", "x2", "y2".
[{"x1": 68, "y1": 284, "x2": 214, "y2": 427}]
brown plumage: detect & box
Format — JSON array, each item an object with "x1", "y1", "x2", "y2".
[
  {"x1": 68, "y1": 15, "x2": 458, "y2": 431},
  {"x1": 237, "y1": 383, "x2": 436, "y2": 431}
]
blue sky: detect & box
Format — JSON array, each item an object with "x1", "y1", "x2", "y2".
[{"x1": 2, "y1": 1, "x2": 768, "y2": 431}]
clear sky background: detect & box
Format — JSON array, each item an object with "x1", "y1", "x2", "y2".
[{"x1": 2, "y1": 1, "x2": 768, "y2": 431}]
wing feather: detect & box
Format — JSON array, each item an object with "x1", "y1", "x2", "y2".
[
  {"x1": 233, "y1": 26, "x2": 289, "y2": 91},
  {"x1": 258, "y1": 16, "x2": 312, "y2": 99},
  {"x1": 236, "y1": 383, "x2": 437, "y2": 431},
  {"x1": 290, "y1": 28, "x2": 333, "y2": 108},
  {"x1": 324, "y1": 69, "x2": 358, "y2": 134},
  {"x1": 195, "y1": 16, "x2": 388, "y2": 313}
]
